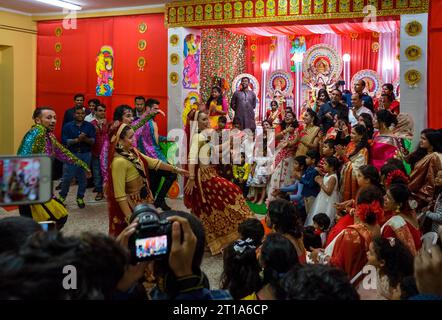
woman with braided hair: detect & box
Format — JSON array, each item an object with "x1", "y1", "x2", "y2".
[{"x1": 107, "y1": 123, "x2": 188, "y2": 236}]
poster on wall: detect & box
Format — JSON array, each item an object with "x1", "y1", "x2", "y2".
[
  {"x1": 96, "y1": 46, "x2": 114, "y2": 96},
  {"x1": 182, "y1": 34, "x2": 201, "y2": 89}
]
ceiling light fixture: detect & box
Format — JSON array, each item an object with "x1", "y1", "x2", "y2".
[{"x1": 36, "y1": 0, "x2": 82, "y2": 11}]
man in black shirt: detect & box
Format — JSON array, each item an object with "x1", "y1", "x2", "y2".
[{"x1": 318, "y1": 89, "x2": 349, "y2": 133}]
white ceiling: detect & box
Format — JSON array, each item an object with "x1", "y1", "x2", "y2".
[{"x1": 0, "y1": 0, "x2": 173, "y2": 14}]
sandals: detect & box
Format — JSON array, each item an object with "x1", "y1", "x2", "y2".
[{"x1": 95, "y1": 193, "x2": 104, "y2": 201}]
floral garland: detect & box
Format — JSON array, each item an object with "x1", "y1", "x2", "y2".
[
  {"x1": 356, "y1": 200, "x2": 384, "y2": 224},
  {"x1": 385, "y1": 169, "x2": 409, "y2": 188}
]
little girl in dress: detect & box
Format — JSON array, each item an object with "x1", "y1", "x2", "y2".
[{"x1": 305, "y1": 156, "x2": 341, "y2": 226}]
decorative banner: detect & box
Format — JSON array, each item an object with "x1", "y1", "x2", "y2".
[
  {"x1": 182, "y1": 33, "x2": 201, "y2": 89},
  {"x1": 138, "y1": 22, "x2": 147, "y2": 33},
  {"x1": 166, "y1": 0, "x2": 429, "y2": 28},
  {"x1": 138, "y1": 39, "x2": 147, "y2": 51},
  {"x1": 95, "y1": 46, "x2": 114, "y2": 96},
  {"x1": 351, "y1": 69, "x2": 383, "y2": 97},
  {"x1": 290, "y1": 36, "x2": 306, "y2": 72}
]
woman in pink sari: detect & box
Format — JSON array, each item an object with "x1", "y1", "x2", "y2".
[{"x1": 371, "y1": 110, "x2": 407, "y2": 171}]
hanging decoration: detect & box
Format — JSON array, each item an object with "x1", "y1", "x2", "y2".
[
  {"x1": 169, "y1": 72, "x2": 179, "y2": 85},
  {"x1": 182, "y1": 91, "x2": 200, "y2": 125},
  {"x1": 405, "y1": 21, "x2": 422, "y2": 36},
  {"x1": 303, "y1": 44, "x2": 342, "y2": 89},
  {"x1": 170, "y1": 53, "x2": 179, "y2": 65},
  {"x1": 170, "y1": 34, "x2": 179, "y2": 46},
  {"x1": 183, "y1": 34, "x2": 201, "y2": 89},
  {"x1": 95, "y1": 46, "x2": 114, "y2": 96},
  {"x1": 166, "y1": 0, "x2": 428, "y2": 28},
  {"x1": 138, "y1": 40, "x2": 147, "y2": 51},
  {"x1": 137, "y1": 57, "x2": 146, "y2": 71},
  {"x1": 350, "y1": 33, "x2": 358, "y2": 40},
  {"x1": 405, "y1": 45, "x2": 422, "y2": 61},
  {"x1": 55, "y1": 42, "x2": 62, "y2": 53},
  {"x1": 54, "y1": 58, "x2": 61, "y2": 71},
  {"x1": 266, "y1": 70, "x2": 294, "y2": 109},
  {"x1": 404, "y1": 69, "x2": 421, "y2": 87},
  {"x1": 200, "y1": 29, "x2": 246, "y2": 105},
  {"x1": 55, "y1": 27, "x2": 62, "y2": 37},
  {"x1": 138, "y1": 22, "x2": 147, "y2": 33},
  {"x1": 372, "y1": 42, "x2": 380, "y2": 53}
]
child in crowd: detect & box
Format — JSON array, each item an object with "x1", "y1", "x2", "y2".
[
  {"x1": 423, "y1": 169, "x2": 442, "y2": 233},
  {"x1": 318, "y1": 139, "x2": 336, "y2": 175},
  {"x1": 303, "y1": 226, "x2": 323, "y2": 251},
  {"x1": 312, "y1": 213, "x2": 331, "y2": 247},
  {"x1": 301, "y1": 150, "x2": 321, "y2": 216},
  {"x1": 217, "y1": 115, "x2": 227, "y2": 131},
  {"x1": 238, "y1": 218, "x2": 265, "y2": 246},
  {"x1": 220, "y1": 238, "x2": 261, "y2": 300},
  {"x1": 247, "y1": 157, "x2": 270, "y2": 205},
  {"x1": 306, "y1": 156, "x2": 340, "y2": 226},
  {"x1": 278, "y1": 156, "x2": 307, "y2": 217},
  {"x1": 366, "y1": 237, "x2": 414, "y2": 300},
  {"x1": 233, "y1": 153, "x2": 251, "y2": 197}
]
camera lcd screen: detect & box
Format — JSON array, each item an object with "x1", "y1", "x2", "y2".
[
  {"x1": 135, "y1": 235, "x2": 168, "y2": 258},
  {"x1": 0, "y1": 158, "x2": 41, "y2": 204}
]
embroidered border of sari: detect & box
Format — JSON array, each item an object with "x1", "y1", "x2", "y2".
[
  {"x1": 381, "y1": 215, "x2": 418, "y2": 256},
  {"x1": 340, "y1": 146, "x2": 368, "y2": 201}
]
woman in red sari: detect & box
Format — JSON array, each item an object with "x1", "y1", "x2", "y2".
[
  {"x1": 337, "y1": 124, "x2": 369, "y2": 201},
  {"x1": 184, "y1": 111, "x2": 253, "y2": 255},
  {"x1": 382, "y1": 172, "x2": 422, "y2": 256},
  {"x1": 312, "y1": 185, "x2": 384, "y2": 281},
  {"x1": 407, "y1": 129, "x2": 442, "y2": 211},
  {"x1": 107, "y1": 124, "x2": 188, "y2": 236}
]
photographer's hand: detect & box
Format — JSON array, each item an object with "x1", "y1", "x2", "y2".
[
  {"x1": 116, "y1": 219, "x2": 138, "y2": 248},
  {"x1": 167, "y1": 216, "x2": 197, "y2": 278}
]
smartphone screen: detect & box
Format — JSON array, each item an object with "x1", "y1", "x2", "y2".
[
  {"x1": 135, "y1": 235, "x2": 168, "y2": 259},
  {"x1": 0, "y1": 155, "x2": 52, "y2": 206},
  {"x1": 39, "y1": 221, "x2": 56, "y2": 232}
]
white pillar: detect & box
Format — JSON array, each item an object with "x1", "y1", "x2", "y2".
[{"x1": 400, "y1": 13, "x2": 428, "y2": 148}]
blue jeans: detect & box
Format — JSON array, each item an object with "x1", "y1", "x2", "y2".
[
  {"x1": 60, "y1": 152, "x2": 91, "y2": 199},
  {"x1": 91, "y1": 156, "x2": 103, "y2": 193}
]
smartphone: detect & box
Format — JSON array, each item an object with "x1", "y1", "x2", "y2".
[
  {"x1": 0, "y1": 155, "x2": 52, "y2": 206},
  {"x1": 39, "y1": 221, "x2": 57, "y2": 232}
]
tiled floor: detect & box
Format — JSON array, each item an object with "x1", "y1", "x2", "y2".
[{"x1": 0, "y1": 183, "x2": 224, "y2": 289}]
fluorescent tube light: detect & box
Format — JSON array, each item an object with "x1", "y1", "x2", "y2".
[{"x1": 36, "y1": 0, "x2": 82, "y2": 11}]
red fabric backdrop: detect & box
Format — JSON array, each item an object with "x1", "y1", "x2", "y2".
[
  {"x1": 37, "y1": 14, "x2": 168, "y2": 138},
  {"x1": 428, "y1": 1, "x2": 442, "y2": 129}
]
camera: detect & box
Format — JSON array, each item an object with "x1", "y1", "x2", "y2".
[{"x1": 128, "y1": 204, "x2": 172, "y2": 263}]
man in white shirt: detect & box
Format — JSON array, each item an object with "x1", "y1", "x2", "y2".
[
  {"x1": 85, "y1": 99, "x2": 100, "y2": 123},
  {"x1": 349, "y1": 93, "x2": 373, "y2": 126}
]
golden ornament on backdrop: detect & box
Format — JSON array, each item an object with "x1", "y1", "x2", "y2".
[
  {"x1": 404, "y1": 69, "x2": 421, "y2": 86},
  {"x1": 405, "y1": 45, "x2": 422, "y2": 61},
  {"x1": 55, "y1": 27, "x2": 62, "y2": 37},
  {"x1": 137, "y1": 57, "x2": 146, "y2": 71},
  {"x1": 170, "y1": 34, "x2": 179, "y2": 46},
  {"x1": 170, "y1": 53, "x2": 179, "y2": 65},
  {"x1": 405, "y1": 21, "x2": 422, "y2": 36},
  {"x1": 372, "y1": 32, "x2": 380, "y2": 38},
  {"x1": 54, "y1": 58, "x2": 61, "y2": 70},
  {"x1": 372, "y1": 42, "x2": 380, "y2": 53},
  {"x1": 396, "y1": 53, "x2": 400, "y2": 61},
  {"x1": 55, "y1": 42, "x2": 62, "y2": 53},
  {"x1": 138, "y1": 22, "x2": 147, "y2": 33},
  {"x1": 250, "y1": 44, "x2": 257, "y2": 51},
  {"x1": 269, "y1": 43, "x2": 276, "y2": 51},
  {"x1": 138, "y1": 39, "x2": 147, "y2": 51},
  {"x1": 169, "y1": 72, "x2": 179, "y2": 84},
  {"x1": 350, "y1": 33, "x2": 358, "y2": 40}
]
